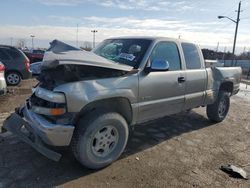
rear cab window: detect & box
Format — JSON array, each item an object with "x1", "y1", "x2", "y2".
[{"x1": 181, "y1": 43, "x2": 202, "y2": 69}]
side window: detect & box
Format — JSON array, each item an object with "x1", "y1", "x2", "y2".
[
  {"x1": 150, "y1": 42, "x2": 181, "y2": 71},
  {"x1": 4, "y1": 49, "x2": 21, "y2": 59},
  {"x1": 0, "y1": 49, "x2": 10, "y2": 61},
  {"x1": 181, "y1": 43, "x2": 201, "y2": 69}
]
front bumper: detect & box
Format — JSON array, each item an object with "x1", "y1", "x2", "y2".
[{"x1": 2, "y1": 104, "x2": 75, "y2": 161}]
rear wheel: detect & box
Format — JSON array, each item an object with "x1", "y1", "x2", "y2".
[
  {"x1": 206, "y1": 91, "x2": 230, "y2": 122},
  {"x1": 71, "y1": 111, "x2": 129, "y2": 169},
  {"x1": 5, "y1": 72, "x2": 21, "y2": 86}
]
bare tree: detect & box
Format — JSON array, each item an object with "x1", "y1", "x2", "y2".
[{"x1": 16, "y1": 39, "x2": 27, "y2": 49}]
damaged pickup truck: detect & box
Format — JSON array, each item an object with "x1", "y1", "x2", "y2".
[{"x1": 3, "y1": 37, "x2": 242, "y2": 169}]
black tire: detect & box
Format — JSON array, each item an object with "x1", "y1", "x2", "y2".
[
  {"x1": 206, "y1": 91, "x2": 230, "y2": 122},
  {"x1": 5, "y1": 72, "x2": 21, "y2": 86},
  {"x1": 71, "y1": 111, "x2": 129, "y2": 169}
]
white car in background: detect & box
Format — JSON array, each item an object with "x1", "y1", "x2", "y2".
[{"x1": 0, "y1": 61, "x2": 7, "y2": 95}]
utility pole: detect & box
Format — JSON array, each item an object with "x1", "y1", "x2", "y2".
[
  {"x1": 243, "y1": 46, "x2": 246, "y2": 54},
  {"x1": 30, "y1": 35, "x2": 35, "y2": 49},
  {"x1": 218, "y1": 1, "x2": 242, "y2": 66},
  {"x1": 216, "y1": 42, "x2": 220, "y2": 52},
  {"x1": 222, "y1": 46, "x2": 227, "y2": 63},
  {"x1": 232, "y1": 1, "x2": 241, "y2": 59},
  {"x1": 10, "y1": 37, "x2": 13, "y2": 46},
  {"x1": 91, "y1": 30, "x2": 98, "y2": 49},
  {"x1": 76, "y1": 24, "x2": 79, "y2": 48}
]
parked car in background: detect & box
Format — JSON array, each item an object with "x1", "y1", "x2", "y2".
[
  {"x1": 0, "y1": 45, "x2": 31, "y2": 85},
  {"x1": 0, "y1": 61, "x2": 7, "y2": 95},
  {"x1": 30, "y1": 61, "x2": 42, "y2": 76},
  {"x1": 24, "y1": 49, "x2": 45, "y2": 63}
]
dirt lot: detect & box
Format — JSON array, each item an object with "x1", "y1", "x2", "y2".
[{"x1": 0, "y1": 79, "x2": 250, "y2": 188}]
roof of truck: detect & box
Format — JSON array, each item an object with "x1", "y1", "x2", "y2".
[
  {"x1": 106, "y1": 36, "x2": 192, "y2": 43},
  {"x1": 107, "y1": 36, "x2": 174, "y2": 40}
]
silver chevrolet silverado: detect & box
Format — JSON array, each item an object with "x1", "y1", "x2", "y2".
[{"x1": 3, "y1": 37, "x2": 242, "y2": 169}]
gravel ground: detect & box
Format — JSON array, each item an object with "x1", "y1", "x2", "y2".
[{"x1": 0, "y1": 79, "x2": 249, "y2": 188}]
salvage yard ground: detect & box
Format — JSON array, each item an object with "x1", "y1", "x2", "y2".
[{"x1": 0, "y1": 79, "x2": 250, "y2": 188}]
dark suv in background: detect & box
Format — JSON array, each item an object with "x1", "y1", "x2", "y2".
[{"x1": 0, "y1": 45, "x2": 31, "y2": 85}]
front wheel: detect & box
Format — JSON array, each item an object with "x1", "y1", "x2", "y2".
[
  {"x1": 5, "y1": 72, "x2": 21, "y2": 86},
  {"x1": 206, "y1": 91, "x2": 230, "y2": 122},
  {"x1": 71, "y1": 111, "x2": 129, "y2": 169}
]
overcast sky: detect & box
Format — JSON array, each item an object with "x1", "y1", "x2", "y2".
[{"x1": 0, "y1": 0, "x2": 250, "y2": 53}]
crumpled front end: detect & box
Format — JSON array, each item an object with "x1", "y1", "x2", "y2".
[
  {"x1": 2, "y1": 39, "x2": 135, "y2": 161},
  {"x1": 2, "y1": 86, "x2": 75, "y2": 161}
]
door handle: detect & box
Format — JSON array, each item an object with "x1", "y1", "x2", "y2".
[{"x1": 178, "y1": 76, "x2": 186, "y2": 83}]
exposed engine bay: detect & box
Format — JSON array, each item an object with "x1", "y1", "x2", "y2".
[{"x1": 37, "y1": 63, "x2": 128, "y2": 90}]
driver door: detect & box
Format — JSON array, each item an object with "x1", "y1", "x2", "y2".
[{"x1": 138, "y1": 41, "x2": 185, "y2": 123}]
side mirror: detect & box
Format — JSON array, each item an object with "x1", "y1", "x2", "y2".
[{"x1": 150, "y1": 59, "x2": 169, "y2": 72}]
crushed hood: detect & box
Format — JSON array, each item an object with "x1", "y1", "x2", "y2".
[{"x1": 42, "y1": 40, "x2": 133, "y2": 72}]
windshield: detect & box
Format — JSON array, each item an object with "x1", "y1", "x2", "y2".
[{"x1": 94, "y1": 39, "x2": 152, "y2": 68}]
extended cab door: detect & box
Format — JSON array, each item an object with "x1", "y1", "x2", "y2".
[
  {"x1": 181, "y1": 43, "x2": 207, "y2": 109},
  {"x1": 138, "y1": 41, "x2": 185, "y2": 123}
]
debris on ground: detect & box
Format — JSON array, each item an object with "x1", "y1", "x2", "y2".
[
  {"x1": 191, "y1": 169, "x2": 199, "y2": 174},
  {"x1": 220, "y1": 164, "x2": 248, "y2": 180},
  {"x1": 135, "y1": 157, "x2": 140, "y2": 161},
  {"x1": 240, "y1": 163, "x2": 250, "y2": 167}
]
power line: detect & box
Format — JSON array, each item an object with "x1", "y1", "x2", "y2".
[
  {"x1": 241, "y1": 16, "x2": 250, "y2": 19},
  {"x1": 219, "y1": 1, "x2": 241, "y2": 16},
  {"x1": 76, "y1": 24, "x2": 79, "y2": 48},
  {"x1": 213, "y1": 21, "x2": 235, "y2": 33}
]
